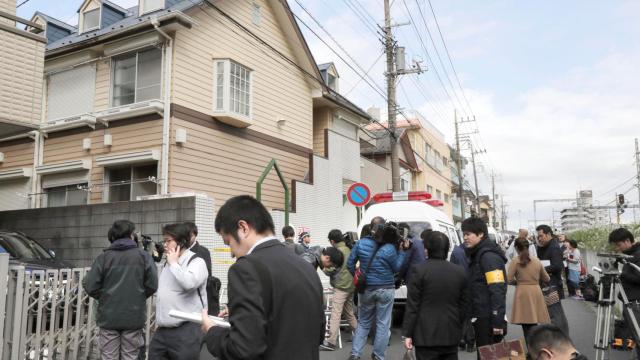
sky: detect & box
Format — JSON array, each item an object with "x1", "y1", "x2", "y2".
[{"x1": 18, "y1": 0, "x2": 640, "y2": 230}]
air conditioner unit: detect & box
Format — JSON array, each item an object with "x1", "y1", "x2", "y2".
[{"x1": 95, "y1": 100, "x2": 164, "y2": 123}]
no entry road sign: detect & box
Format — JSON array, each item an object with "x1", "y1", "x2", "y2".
[{"x1": 347, "y1": 183, "x2": 371, "y2": 207}]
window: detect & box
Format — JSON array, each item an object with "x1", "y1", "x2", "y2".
[
  {"x1": 444, "y1": 193, "x2": 450, "y2": 203},
  {"x1": 82, "y1": 8, "x2": 100, "y2": 32},
  {"x1": 436, "y1": 189, "x2": 442, "y2": 200},
  {"x1": 142, "y1": 0, "x2": 164, "y2": 14},
  {"x1": 45, "y1": 183, "x2": 88, "y2": 207},
  {"x1": 106, "y1": 164, "x2": 157, "y2": 202},
  {"x1": 427, "y1": 185, "x2": 433, "y2": 194},
  {"x1": 213, "y1": 59, "x2": 252, "y2": 121},
  {"x1": 252, "y1": 2, "x2": 261, "y2": 25},
  {"x1": 401, "y1": 178, "x2": 409, "y2": 191},
  {"x1": 111, "y1": 48, "x2": 162, "y2": 107},
  {"x1": 327, "y1": 73, "x2": 337, "y2": 91}
]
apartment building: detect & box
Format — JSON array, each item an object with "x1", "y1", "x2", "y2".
[{"x1": 0, "y1": 0, "x2": 339, "y2": 214}]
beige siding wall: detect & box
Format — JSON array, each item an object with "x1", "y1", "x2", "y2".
[
  {"x1": 0, "y1": 30, "x2": 44, "y2": 125},
  {"x1": 172, "y1": 0, "x2": 313, "y2": 149},
  {"x1": 0, "y1": 141, "x2": 35, "y2": 170},
  {"x1": 312, "y1": 107, "x2": 331, "y2": 156},
  {"x1": 169, "y1": 117, "x2": 309, "y2": 211},
  {"x1": 94, "y1": 59, "x2": 111, "y2": 112},
  {"x1": 0, "y1": 0, "x2": 15, "y2": 26},
  {"x1": 42, "y1": 119, "x2": 164, "y2": 203}
]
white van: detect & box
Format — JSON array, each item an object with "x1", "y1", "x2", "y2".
[{"x1": 356, "y1": 192, "x2": 461, "y2": 322}]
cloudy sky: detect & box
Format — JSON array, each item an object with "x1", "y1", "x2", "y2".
[{"x1": 18, "y1": 0, "x2": 640, "y2": 230}]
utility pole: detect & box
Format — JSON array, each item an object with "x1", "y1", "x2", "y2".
[
  {"x1": 635, "y1": 138, "x2": 640, "y2": 223},
  {"x1": 501, "y1": 199, "x2": 507, "y2": 231},
  {"x1": 383, "y1": 0, "x2": 423, "y2": 191},
  {"x1": 491, "y1": 172, "x2": 497, "y2": 228},
  {"x1": 468, "y1": 141, "x2": 485, "y2": 214},
  {"x1": 454, "y1": 110, "x2": 465, "y2": 219}
]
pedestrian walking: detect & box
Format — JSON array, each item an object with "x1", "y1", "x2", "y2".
[
  {"x1": 461, "y1": 217, "x2": 507, "y2": 356},
  {"x1": 201, "y1": 195, "x2": 325, "y2": 360},
  {"x1": 402, "y1": 231, "x2": 469, "y2": 360},
  {"x1": 84, "y1": 220, "x2": 158, "y2": 360},
  {"x1": 148, "y1": 223, "x2": 208, "y2": 359},
  {"x1": 320, "y1": 229, "x2": 358, "y2": 351},
  {"x1": 527, "y1": 324, "x2": 585, "y2": 360},
  {"x1": 608, "y1": 228, "x2": 640, "y2": 360},
  {"x1": 536, "y1": 225, "x2": 569, "y2": 336},
  {"x1": 507, "y1": 238, "x2": 551, "y2": 344},
  {"x1": 565, "y1": 239, "x2": 583, "y2": 300},
  {"x1": 347, "y1": 220, "x2": 410, "y2": 360}
]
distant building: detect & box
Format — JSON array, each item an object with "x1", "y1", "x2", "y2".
[{"x1": 561, "y1": 190, "x2": 608, "y2": 232}]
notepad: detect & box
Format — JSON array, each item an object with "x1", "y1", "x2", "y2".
[{"x1": 168, "y1": 310, "x2": 231, "y2": 328}]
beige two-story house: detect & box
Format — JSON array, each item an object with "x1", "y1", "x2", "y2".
[{"x1": 0, "y1": 0, "x2": 335, "y2": 212}]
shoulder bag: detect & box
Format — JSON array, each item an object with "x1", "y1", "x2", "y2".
[{"x1": 353, "y1": 244, "x2": 382, "y2": 294}]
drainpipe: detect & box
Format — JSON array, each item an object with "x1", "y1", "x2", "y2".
[
  {"x1": 152, "y1": 18, "x2": 172, "y2": 195},
  {"x1": 32, "y1": 75, "x2": 47, "y2": 208}
]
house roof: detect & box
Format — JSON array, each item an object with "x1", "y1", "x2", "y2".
[
  {"x1": 360, "y1": 129, "x2": 420, "y2": 171},
  {"x1": 32, "y1": 12, "x2": 77, "y2": 32},
  {"x1": 323, "y1": 88, "x2": 371, "y2": 120},
  {"x1": 76, "y1": 0, "x2": 128, "y2": 14},
  {"x1": 45, "y1": 0, "x2": 201, "y2": 53}
]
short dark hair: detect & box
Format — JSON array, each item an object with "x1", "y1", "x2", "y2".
[
  {"x1": 328, "y1": 229, "x2": 343, "y2": 243},
  {"x1": 108, "y1": 220, "x2": 135, "y2": 243},
  {"x1": 420, "y1": 229, "x2": 433, "y2": 242},
  {"x1": 360, "y1": 224, "x2": 372, "y2": 239},
  {"x1": 184, "y1": 221, "x2": 198, "y2": 237},
  {"x1": 322, "y1": 246, "x2": 344, "y2": 268},
  {"x1": 214, "y1": 196, "x2": 275, "y2": 241},
  {"x1": 568, "y1": 239, "x2": 578, "y2": 249},
  {"x1": 461, "y1": 217, "x2": 487, "y2": 240},
  {"x1": 527, "y1": 324, "x2": 574, "y2": 360},
  {"x1": 424, "y1": 231, "x2": 449, "y2": 260},
  {"x1": 162, "y1": 223, "x2": 190, "y2": 249},
  {"x1": 609, "y1": 228, "x2": 634, "y2": 244},
  {"x1": 282, "y1": 225, "x2": 295, "y2": 238},
  {"x1": 536, "y1": 224, "x2": 553, "y2": 236}
]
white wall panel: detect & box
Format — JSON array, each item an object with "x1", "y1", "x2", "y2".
[{"x1": 47, "y1": 64, "x2": 96, "y2": 120}]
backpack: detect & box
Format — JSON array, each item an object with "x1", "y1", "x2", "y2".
[{"x1": 187, "y1": 255, "x2": 222, "y2": 315}]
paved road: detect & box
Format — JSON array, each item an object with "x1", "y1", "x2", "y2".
[{"x1": 200, "y1": 286, "x2": 631, "y2": 360}]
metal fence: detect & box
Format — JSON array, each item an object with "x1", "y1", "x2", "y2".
[{"x1": 0, "y1": 253, "x2": 156, "y2": 360}]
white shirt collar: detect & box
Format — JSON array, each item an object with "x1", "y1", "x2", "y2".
[{"x1": 247, "y1": 235, "x2": 278, "y2": 255}]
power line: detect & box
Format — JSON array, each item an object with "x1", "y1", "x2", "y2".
[
  {"x1": 425, "y1": 0, "x2": 474, "y2": 115},
  {"x1": 341, "y1": 0, "x2": 381, "y2": 37},
  {"x1": 17, "y1": 0, "x2": 30, "y2": 8},
  {"x1": 345, "y1": 50, "x2": 385, "y2": 96}
]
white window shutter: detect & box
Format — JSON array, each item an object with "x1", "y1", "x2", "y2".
[{"x1": 47, "y1": 65, "x2": 96, "y2": 121}]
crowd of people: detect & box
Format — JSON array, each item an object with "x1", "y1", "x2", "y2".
[{"x1": 81, "y1": 194, "x2": 640, "y2": 360}]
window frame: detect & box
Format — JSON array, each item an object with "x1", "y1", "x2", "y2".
[
  {"x1": 82, "y1": 7, "x2": 101, "y2": 33},
  {"x1": 44, "y1": 183, "x2": 89, "y2": 207},
  {"x1": 141, "y1": 0, "x2": 164, "y2": 15},
  {"x1": 109, "y1": 47, "x2": 163, "y2": 108},
  {"x1": 212, "y1": 59, "x2": 253, "y2": 122},
  {"x1": 103, "y1": 163, "x2": 158, "y2": 202}
]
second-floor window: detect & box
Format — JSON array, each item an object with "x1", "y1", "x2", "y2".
[
  {"x1": 106, "y1": 163, "x2": 157, "y2": 202},
  {"x1": 111, "y1": 48, "x2": 162, "y2": 107},
  {"x1": 82, "y1": 8, "x2": 100, "y2": 32},
  {"x1": 45, "y1": 183, "x2": 88, "y2": 207},
  {"x1": 213, "y1": 59, "x2": 252, "y2": 119}
]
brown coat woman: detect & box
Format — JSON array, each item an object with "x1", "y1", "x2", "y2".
[{"x1": 507, "y1": 238, "x2": 551, "y2": 342}]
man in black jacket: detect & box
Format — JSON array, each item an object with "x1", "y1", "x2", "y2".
[
  {"x1": 609, "y1": 227, "x2": 640, "y2": 358},
  {"x1": 403, "y1": 230, "x2": 469, "y2": 360},
  {"x1": 184, "y1": 221, "x2": 221, "y2": 315},
  {"x1": 462, "y1": 217, "x2": 507, "y2": 356},
  {"x1": 536, "y1": 225, "x2": 569, "y2": 335},
  {"x1": 201, "y1": 195, "x2": 325, "y2": 360},
  {"x1": 84, "y1": 220, "x2": 158, "y2": 360}
]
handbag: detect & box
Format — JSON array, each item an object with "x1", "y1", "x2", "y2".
[
  {"x1": 353, "y1": 244, "x2": 382, "y2": 294},
  {"x1": 580, "y1": 260, "x2": 587, "y2": 277},
  {"x1": 478, "y1": 338, "x2": 526, "y2": 360},
  {"x1": 542, "y1": 285, "x2": 560, "y2": 306}
]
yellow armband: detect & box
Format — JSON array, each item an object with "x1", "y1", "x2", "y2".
[{"x1": 485, "y1": 270, "x2": 505, "y2": 284}]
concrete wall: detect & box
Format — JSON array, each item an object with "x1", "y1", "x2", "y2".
[{"x1": 0, "y1": 196, "x2": 197, "y2": 267}]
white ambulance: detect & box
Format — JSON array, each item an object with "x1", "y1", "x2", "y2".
[{"x1": 356, "y1": 191, "x2": 461, "y2": 323}]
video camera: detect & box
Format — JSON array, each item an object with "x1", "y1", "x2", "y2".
[{"x1": 595, "y1": 253, "x2": 635, "y2": 276}]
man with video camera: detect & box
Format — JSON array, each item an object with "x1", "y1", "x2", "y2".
[{"x1": 609, "y1": 227, "x2": 640, "y2": 358}]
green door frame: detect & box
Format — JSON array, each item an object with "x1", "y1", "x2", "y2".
[{"x1": 256, "y1": 159, "x2": 290, "y2": 226}]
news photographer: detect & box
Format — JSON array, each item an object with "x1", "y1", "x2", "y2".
[{"x1": 608, "y1": 227, "x2": 640, "y2": 359}]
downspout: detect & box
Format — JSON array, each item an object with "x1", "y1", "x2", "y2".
[
  {"x1": 152, "y1": 18, "x2": 172, "y2": 195},
  {"x1": 32, "y1": 75, "x2": 47, "y2": 208}
]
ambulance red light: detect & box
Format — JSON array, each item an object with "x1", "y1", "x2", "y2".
[
  {"x1": 372, "y1": 191, "x2": 433, "y2": 203},
  {"x1": 425, "y1": 200, "x2": 444, "y2": 207}
]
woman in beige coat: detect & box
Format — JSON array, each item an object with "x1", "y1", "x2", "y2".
[{"x1": 507, "y1": 238, "x2": 551, "y2": 342}]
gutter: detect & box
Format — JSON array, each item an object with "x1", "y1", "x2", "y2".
[{"x1": 152, "y1": 18, "x2": 172, "y2": 195}]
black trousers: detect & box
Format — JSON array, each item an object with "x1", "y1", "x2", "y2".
[
  {"x1": 623, "y1": 304, "x2": 640, "y2": 360},
  {"x1": 473, "y1": 317, "x2": 504, "y2": 360},
  {"x1": 521, "y1": 324, "x2": 536, "y2": 346},
  {"x1": 148, "y1": 322, "x2": 202, "y2": 360},
  {"x1": 415, "y1": 345, "x2": 458, "y2": 360}
]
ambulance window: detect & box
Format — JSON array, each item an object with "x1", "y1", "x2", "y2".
[{"x1": 406, "y1": 222, "x2": 432, "y2": 239}]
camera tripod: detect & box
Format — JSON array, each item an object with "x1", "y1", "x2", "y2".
[{"x1": 594, "y1": 256, "x2": 640, "y2": 360}]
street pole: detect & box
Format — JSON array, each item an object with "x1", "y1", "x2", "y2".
[
  {"x1": 469, "y1": 142, "x2": 481, "y2": 214},
  {"x1": 454, "y1": 110, "x2": 465, "y2": 219},
  {"x1": 384, "y1": 0, "x2": 400, "y2": 192},
  {"x1": 635, "y1": 138, "x2": 640, "y2": 223},
  {"x1": 491, "y1": 172, "x2": 497, "y2": 228},
  {"x1": 616, "y1": 194, "x2": 621, "y2": 225}
]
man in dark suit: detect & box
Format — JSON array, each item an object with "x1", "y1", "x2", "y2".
[
  {"x1": 201, "y1": 195, "x2": 325, "y2": 360},
  {"x1": 403, "y1": 230, "x2": 469, "y2": 360}
]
